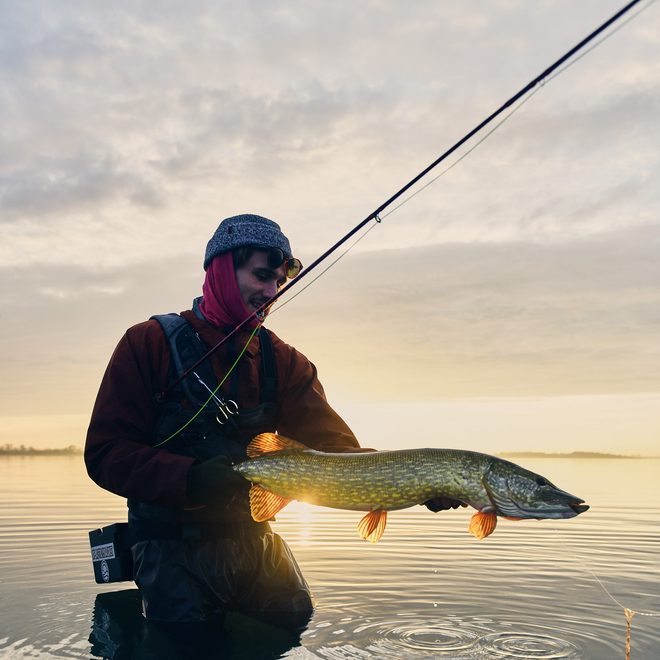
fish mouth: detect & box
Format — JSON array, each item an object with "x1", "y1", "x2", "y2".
[
  {"x1": 497, "y1": 497, "x2": 588, "y2": 520},
  {"x1": 485, "y1": 480, "x2": 589, "y2": 519},
  {"x1": 521, "y1": 497, "x2": 589, "y2": 520},
  {"x1": 500, "y1": 501, "x2": 587, "y2": 519},
  {"x1": 534, "y1": 496, "x2": 589, "y2": 519}
]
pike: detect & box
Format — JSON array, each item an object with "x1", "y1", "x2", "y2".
[{"x1": 234, "y1": 433, "x2": 589, "y2": 542}]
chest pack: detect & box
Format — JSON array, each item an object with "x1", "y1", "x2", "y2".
[{"x1": 149, "y1": 313, "x2": 279, "y2": 462}]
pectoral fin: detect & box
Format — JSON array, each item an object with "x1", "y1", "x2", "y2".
[
  {"x1": 357, "y1": 510, "x2": 388, "y2": 543},
  {"x1": 469, "y1": 511, "x2": 498, "y2": 540},
  {"x1": 249, "y1": 485, "x2": 291, "y2": 522}
]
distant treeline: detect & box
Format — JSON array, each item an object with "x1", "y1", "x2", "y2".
[
  {"x1": 0, "y1": 444, "x2": 82, "y2": 456},
  {"x1": 498, "y1": 451, "x2": 642, "y2": 459}
]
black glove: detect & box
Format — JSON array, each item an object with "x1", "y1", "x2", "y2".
[
  {"x1": 186, "y1": 455, "x2": 247, "y2": 505},
  {"x1": 423, "y1": 496, "x2": 467, "y2": 513}
]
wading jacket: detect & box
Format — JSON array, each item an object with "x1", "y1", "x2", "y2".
[{"x1": 85, "y1": 305, "x2": 360, "y2": 515}]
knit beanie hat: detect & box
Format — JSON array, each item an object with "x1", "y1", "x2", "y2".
[{"x1": 204, "y1": 214, "x2": 292, "y2": 270}]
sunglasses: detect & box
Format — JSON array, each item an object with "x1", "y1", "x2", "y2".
[{"x1": 266, "y1": 248, "x2": 303, "y2": 279}]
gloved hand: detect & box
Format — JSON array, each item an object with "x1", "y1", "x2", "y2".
[
  {"x1": 423, "y1": 496, "x2": 467, "y2": 513},
  {"x1": 186, "y1": 454, "x2": 247, "y2": 505}
]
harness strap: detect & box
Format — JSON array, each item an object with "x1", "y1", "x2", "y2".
[
  {"x1": 258, "y1": 326, "x2": 277, "y2": 404},
  {"x1": 150, "y1": 313, "x2": 217, "y2": 407},
  {"x1": 150, "y1": 312, "x2": 278, "y2": 407}
]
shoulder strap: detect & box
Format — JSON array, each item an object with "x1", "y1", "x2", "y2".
[
  {"x1": 150, "y1": 313, "x2": 192, "y2": 381},
  {"x1": 150, "y1": 313, "x2": 216, "y2": 406},
  {"x1": 258, "y1": 327, "x2": 277, "y2": 404},
  {"x1": 150, "y1": 314, "x2": 278, "y2": 407}
]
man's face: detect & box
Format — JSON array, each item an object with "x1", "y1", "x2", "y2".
[{"x1": 235, "y1": 250, "x2": 287, "y2": 316}]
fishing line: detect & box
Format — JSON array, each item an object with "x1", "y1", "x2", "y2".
[
  {"x1": 160, "y1": 222, "x2": 377, "y2": 423},
  {"x1": 276, "y1": 2, "x2": 656, "y2": 323},
  {"x1": 163, "y1": 0, "x2": 646, "y2": 397},
  {"x1": 268, "y1": 220, "x2": 381, "y2": 315},
  {"x1": 542, "y1": 0, "x2": 657, "y2": 84},
  {"x1": 265, "y1": 0, "x2": 655, "y2": 316},
  {"x1": 581, "y1": 563, "x2": 660, "y2": 660},
  {"x1": 270, "y1": 87, "x2": 543, "y2": 313},
  {"x1": 381, "y1": 0, "x2": 656, "y2": 222},
  {"x1": 379, "y1": 88, "x2": 541, "y2": 221},
  {"x1": 546, "y1": 525, "x2": 660, "y2": 660},
  {"x1": 585, "y1": 568, "x2": 660, "y2": 617},
  {"x1": 154, "y1": 322, "x2": 261, "y2": 446}
]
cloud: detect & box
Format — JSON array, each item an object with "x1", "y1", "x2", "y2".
[
  {"x1": 1, "y1": 1, "x2": 657, "y2": 277},
  {"x1": 0, "y1": 153, "x2": 161, "y2": 224},
  {"x1": 0, "y1": 258, "x2": 201, "y2": 416},
  {"x1": 1, "y1": 220, "x2": 657, "y2": 417},
  {"x1": 271, "y1": 222, "x2": 660, "y2": 400},
  {"x1": 0, "y1": 0, "x2": 658, "y2": 431}
]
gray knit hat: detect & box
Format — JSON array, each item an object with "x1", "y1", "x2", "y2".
[{"x1": 204, "y1": 214, "x2": 293, "y2": 270}]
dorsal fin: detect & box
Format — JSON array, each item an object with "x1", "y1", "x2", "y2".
[{"x1": 247, "y1": 432, "x2": 309, "y2": 458}]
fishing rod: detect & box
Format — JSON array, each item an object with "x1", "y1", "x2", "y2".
[{"x1": 163, "y1": 0, "x2": 644, "y2": 396}]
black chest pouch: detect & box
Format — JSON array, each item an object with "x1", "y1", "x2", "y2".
[{"x1": 150, "y1": 312, "x2": 278, "y2": 463}]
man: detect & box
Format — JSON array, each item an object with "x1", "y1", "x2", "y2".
[
  {"x1": 85, "y1": 214, "x2": 366, "y2": 635},
  {"x1": 85, "y1": 213, "x2": 462, "y2": 637}
]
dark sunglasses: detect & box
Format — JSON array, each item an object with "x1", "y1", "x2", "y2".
[{"x1": 267, "y1": 248, "x2": 303, "y2": 279}]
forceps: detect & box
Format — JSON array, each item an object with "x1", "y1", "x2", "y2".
[{"x1": 193, "y1": 371, "x2": 239, "y2": 425}]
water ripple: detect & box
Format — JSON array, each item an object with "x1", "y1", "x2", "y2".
[
  {"x1": 475, "y1": 631, "x2": 578, "y2": 658},
  {"x1": 357, "y1": 618, "x2": 480, "y2": 656},
  {"x1": 2, "y1": 458, "x2": 660, "y2": 658},
  {"x1": 301, "y1": 613, "x2": 628, "y2": 659}
]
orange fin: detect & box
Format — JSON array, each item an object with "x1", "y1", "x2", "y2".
[
  {"x1": 247, "y1": 433, "x2": 309, "y2": 458},
  {"x1": 357, "y1": 510, "x2": 388, "y2": 543},
  {"x1": 249, "y1": 485, "x2": 291, "y2": 522},
  {"x1": 469, "y1": 511, "x2": 498, "y2": 540}
]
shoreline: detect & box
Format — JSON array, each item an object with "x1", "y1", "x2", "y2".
[
  {"x1": 497, "y1": 451, "x2": 649, "y2": 459},
  {"x1": 0, "y1": 445, "x2": 82, "y2": 456},
  {"x1": 0, "y1": 446, "x2": 653, "y2": 459}
]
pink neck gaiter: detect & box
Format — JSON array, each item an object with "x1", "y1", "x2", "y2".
[{"x1": 199, "y1": 253, "x2": 258, "y2": 329}]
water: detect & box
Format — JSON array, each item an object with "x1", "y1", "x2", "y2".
[{"x1": 1, "y1": 456, "x2": 659, "y2": 659}]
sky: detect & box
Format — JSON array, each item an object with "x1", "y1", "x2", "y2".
[{"x1": 1, "y1": 0, "x2": 659, "y2": 455}]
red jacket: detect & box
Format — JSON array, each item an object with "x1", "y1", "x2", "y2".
[{"x1": 85, "y1": 308, "x2": 360, "y2": 508}]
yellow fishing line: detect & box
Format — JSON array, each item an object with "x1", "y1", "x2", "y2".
[
  {"x1": 548, "y1": 525, "x2": 660, "y2": 660},
  {"x1": 586, "y1": 568, "x2": 660, "y2": 618},
  {"x1": 153, "y1": 322, "x2": 262, "y2": 447}
]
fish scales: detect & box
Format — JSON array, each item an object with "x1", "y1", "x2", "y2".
[
  {"x1": 235, "y1": 448, "x2": 493, "y2": 512},
  {"x1": 234, "y1": 433, "x2": 589, "y2": 541}
]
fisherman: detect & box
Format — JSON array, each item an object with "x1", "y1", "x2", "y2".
[{"x1": 85, "y1": 213, "x2": 461, "y2": 637}]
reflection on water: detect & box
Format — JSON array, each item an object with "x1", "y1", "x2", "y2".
[
  {"x1": 89, "y1": 590, "x2": 143, "y2": 659},
  {"x1": 89, "y1": 589, "x2": 307, "y2": 659},
  {"x1": 1, "y1": 456, "x2": 659, "y2": 658}
]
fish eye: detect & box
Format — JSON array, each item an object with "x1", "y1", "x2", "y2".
[{"x1": 535, "y1": 477, "x2": 548, "y2": 486}]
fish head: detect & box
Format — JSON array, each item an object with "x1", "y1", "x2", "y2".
[{"x1": 482, "y1": 459, "x2": 589, "y2": 520}]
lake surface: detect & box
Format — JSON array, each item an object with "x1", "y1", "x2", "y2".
[{"x1": 1, "y1": 456, "x2": 659, "y2": 659}]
